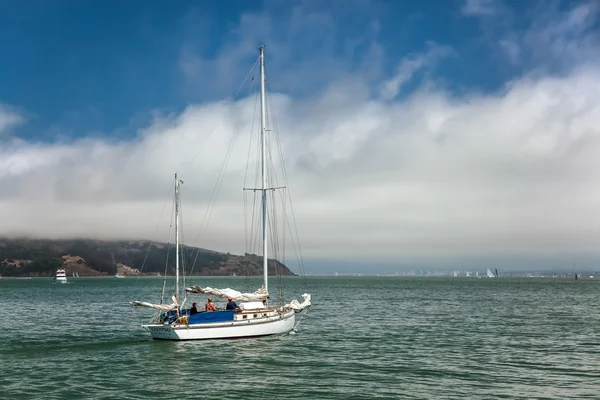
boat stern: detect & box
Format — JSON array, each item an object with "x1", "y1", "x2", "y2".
[{"x1": 142, "y1": 324, "x2": 180, "y2": 340}]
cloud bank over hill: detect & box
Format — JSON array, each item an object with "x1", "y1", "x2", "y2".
[{"x1": 2, "y1": 1, "x2": 600, "y2": 270}]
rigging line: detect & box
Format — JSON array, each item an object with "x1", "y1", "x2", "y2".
[
  {"x1": 249, "y1": 100, "x2": 261, "y2": 258},
  {"x1": 261, "y1": 77, "x2": 286, "y2": 299},
  {"x1": 185, "y1": 59, "x2": 260, "y2": 278},
  {"x1": 179, "y1": 190, "x2": 187, "y2": 301},
  {"x1": 280, "y1": 187, "x2": 287, "y2": 301},
  {"x1": 188, "y1": 125, "x2": 238, "y2": 275},
  {"x1": 187, "y1": 82, "x2": 256, "y2": 278},
  {"x1": 245, "y1": 102, "x2": 262, "y2": 271},
  {"x1": 246, "y1": 189, "x2": 259, "y2": 286},
  {"x1": 264, "y1": 153, "x2": 281, "y2": 276},
  {"x1": 264, "y1": 119, "x2": 302, "y2": 281},
  {"x1": 267, "y1": 189, "x2": 284, "y2": 306},
  {"x1": 254, "y1": 137, "x2": 263, "y2": 280},
  {"x1": 135, "y1": 178, "x2": 174, "y2": 286},
  {"x1": 188, "y1": 65, "x2": 257, "y2": 262},
  {"x1": 243, "y1": 89, "x2": 264, "y2": 288},
  {"x1": 251, "y1": 191, "x2": 261, "y2": 267},
  {"x1": 293, "y1": 306, "x2": 310, "y2": 331},
  {"x1": 160, "y1": 197, "x2": 176, "y2": 304},
  {"x1": 273, "y1": 191, "x2": 285, "y2": 306},
  {"x1": 243, "y1": 85, "x2": 260, "y2": 288},
  {"x1": 266, "y1": 76, "x2": 308, "y2": 279},
  {"x1": 247, "y1": 189, "x2": 258, "y2": 264},
  {"x1": 188, "y1": 55, "x2": 260, "y2": 166},
  {"x1": 244, "y1": 83, "x2": 261, "y2": 255}
]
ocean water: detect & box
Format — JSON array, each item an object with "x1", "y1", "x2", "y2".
[{"x1": 0, "y1": 276, "x2": 599, "y2": 399}]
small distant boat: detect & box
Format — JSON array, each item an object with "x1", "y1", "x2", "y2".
[
  {"x1": 114, "y1": 274, "x2": 125, "y2": 279},
  {"x1": 55, "y1": 269, "x2": 67, "y2": 284},
  {"x1": 486, "y1": 268, "x2": 495, "y2": 278}
]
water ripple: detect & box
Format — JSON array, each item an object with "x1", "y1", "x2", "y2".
[{"x1": 1, "y1": 276, "x2": 599, "y2": 399}]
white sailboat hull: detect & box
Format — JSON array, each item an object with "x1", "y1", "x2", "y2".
[{"x1": 143, "y1": 309, "x2": 295, "y2": 341}]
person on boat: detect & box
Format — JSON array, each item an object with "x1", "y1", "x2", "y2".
[
  {"x1": 226, "y1": 297, "x2": 238, "y2": 310},
  {"x1": 205, "y1": 298, "x2": 217, "y2": 312},
  {"x1": 190, "y1": 302, "x2": 199, "y2": 315}
]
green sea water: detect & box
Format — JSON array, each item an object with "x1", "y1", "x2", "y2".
[{"x1": 0, "y1": 276, "x2": 599, "y2": 399}]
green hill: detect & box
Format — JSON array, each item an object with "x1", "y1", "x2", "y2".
[{"x1": 0, "y1": 238, "x2": 296, "y2": 277}]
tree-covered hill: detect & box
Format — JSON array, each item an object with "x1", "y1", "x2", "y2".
[{"x1": 0, "y1": 238, "x2": 296, "y2": 277}]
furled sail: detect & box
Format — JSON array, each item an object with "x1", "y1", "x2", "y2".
[
  {"x1": 285, "y1": 293, "x2": 311, "y2": 311},
  {"x1": 185, "y1": 285, "x2": 268, "y2": 301},
  {"x1": 133, "y1": 295, "x2": 179, "y2": 312}
]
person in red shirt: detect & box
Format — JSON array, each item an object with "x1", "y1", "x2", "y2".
[{"x1": 205, "y1": 298, "x2": 217, "y2": 312}]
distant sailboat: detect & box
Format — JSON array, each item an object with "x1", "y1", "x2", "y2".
[{"x1": 486, "y1": 268, "x2": 495, "y2": 278}]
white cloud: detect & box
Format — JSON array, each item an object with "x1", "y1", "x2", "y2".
[
  {"x1": 177, "y1": 1, "x2": 384, "y2": 99},
  {"x1": 2, "y1": 63, "x2": 600, "y2": 267},
  {"x1": 498, "y1": 39, "x2": 521, "y2": 64},
  {"x1": 522, "y1": 2, "x2": 600, "y2": 66},
  {"x1": 0, "y1": 105, "x2": 24, "y2": 135},
  {"x1": 3, "y1": 1, "x2": 600, "y2": 270},
  {"x1": 379, "y1": 43, "x2": 454, "y2": 101},
  {"x1": 466, "y1": 1, "x2": 600, "y2": 69},
  {"x1": 462, "y1": 0, "x2": 498, "y2": 16}
]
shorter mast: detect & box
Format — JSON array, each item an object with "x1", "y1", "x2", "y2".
[{"x1": 175, "y1": 173, "x2": 182, "y2": 303}]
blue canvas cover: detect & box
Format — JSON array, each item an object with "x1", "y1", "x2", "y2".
[{"x1": 188, "y1": 310, "x2": 235, "y2": 324}]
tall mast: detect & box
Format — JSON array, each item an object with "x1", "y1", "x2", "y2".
[
  {"x1": 174, "y1": 173, "x2": 181, "y2": 303},
  {"x1": 259, "y1": 45, "x2": 268, "y2": 295}
]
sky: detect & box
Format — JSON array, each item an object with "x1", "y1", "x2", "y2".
[{"x1": 1, "y1": 0, "x2": 600, "y2": 273}]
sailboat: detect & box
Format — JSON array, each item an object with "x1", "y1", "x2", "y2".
[
  {"x1": 486, "y1": 268, "x2": 495, "y2": 278},
  {"x1": 133, "y1": 46, "x2": 311, "y2": 340}
]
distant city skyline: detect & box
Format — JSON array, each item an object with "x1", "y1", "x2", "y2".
[{"x1": 1, "y1": 1, "x2": 600, "y2": 271}]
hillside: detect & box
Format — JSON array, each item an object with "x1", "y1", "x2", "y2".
[{"x1": 0, "y1": 238, "x2": 296, "y2": 277}]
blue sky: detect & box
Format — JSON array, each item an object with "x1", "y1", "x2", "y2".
[
  {"x1": 1, "y1": 0, "x2": 600, "y2": 272},
  {"x1": 2, "y1": 0, "x2": 581, "y2": 139}
]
